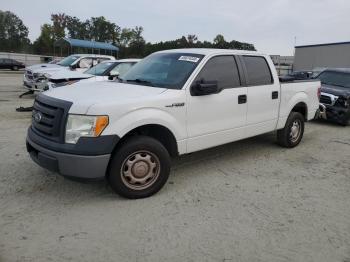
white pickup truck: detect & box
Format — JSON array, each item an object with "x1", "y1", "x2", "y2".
[
  {"x1": 26, "y1": 48, "x2": 320, "y2": 199},
  {"x1": 23, "y1": 54, "x2": 115, "y2": 91}
]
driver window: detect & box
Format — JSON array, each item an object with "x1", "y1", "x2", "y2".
[
  {"x1": 92, "y1": 59, "x2": 98, "y2": 66},
  {"x1": 79, "y1": 58, "x2": 93, "y2": 68},
  {"x1": 110, "y1": 63, "x2": 133, "y2": 77},
  {"x1": 194, "y1": 56, "x2": 241, "y2": 89}
]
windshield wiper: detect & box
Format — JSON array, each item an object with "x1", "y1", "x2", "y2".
[{"x1": 126, "y1": 78, "x2": 154, "y2": 86}]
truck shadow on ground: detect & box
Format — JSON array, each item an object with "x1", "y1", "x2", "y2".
[{"x1": 312, "y1": 118, "x2": 348, "y2": 128}]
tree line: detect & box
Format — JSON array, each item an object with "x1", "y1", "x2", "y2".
[{"x1": 0, "y1": 10, "x2": 256, "y2": 58}]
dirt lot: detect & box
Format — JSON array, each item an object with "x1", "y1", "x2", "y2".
[{"x1": 0, "y1": 72, "x2": 349, "y2": 262}]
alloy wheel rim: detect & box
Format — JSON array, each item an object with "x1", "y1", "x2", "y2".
[
  {"x1": 121, "y1": 151, "x2": 160, "y2": 190},
  {"x1": 290, "y1": 120, "x2": 301, "y2": 143}
]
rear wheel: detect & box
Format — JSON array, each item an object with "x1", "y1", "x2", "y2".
[
  {"x1": 340, "y1": 118, "x2": 350, "y2": 126},
  {"x1": 108, "y1": 136, "x2": 171, "y2": 199},
  {"x1": 12, "y1": 66, "x2": 19, "y2": 71},
  {"x1": 277, "y1": 112, "x2": 305, "y2": 148}
]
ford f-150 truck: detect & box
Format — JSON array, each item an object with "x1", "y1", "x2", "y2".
[{"x1": 26, "y1": 49, "x2": 320, "y2": 199}]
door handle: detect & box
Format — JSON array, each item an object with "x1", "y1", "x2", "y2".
[
  {"x1": 238, "y1": 94, "x2": 247, "y2": 104},
  {"x1": 272, "y1": 91, "x2": 279, "y2": 99}
]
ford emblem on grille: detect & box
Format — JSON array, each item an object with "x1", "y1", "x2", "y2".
[{"x1": 33, "y1": 111, "x2": 42, "y2": 123}]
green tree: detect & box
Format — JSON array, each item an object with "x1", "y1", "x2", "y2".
[
  {"x1": 128, "y1": 26, "x2": 146, "y2": 57},
  {"x1": 0, "y1": 10, "x2": 30, "y2": 52},
  {"x1": 66, "y1": 16, "x2": 89, "y2": 39},
  {"x1": 187, "y1": 34, "x2": 198, "y2": 45},
  {"x1": 33, "y1": 24, "x2": 54, "y2": 55},
  {"x1": 87, "y1": 16, "x2": 120, "y2": 44},
  {"x1": 51, "y1": 13, "x2": 67, "y2": 41},
  {"x1": 118, "y1": 28, "x2": 134, "y2": 48},
  {"x1": 213, "y1": 34, "x2": 227, "y2": 48}
]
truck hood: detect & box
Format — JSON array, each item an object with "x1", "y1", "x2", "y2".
[
  {"x1": 44, "y1": 81, "x2": 167, "y2": 113},
  {"x1": 321, "y1": 84, "x2": 350, "y2": 97},
  {"x1": 27, "y1": 65, "x2": 71, "y2": 76},
  {"x1": 49, "y1": 70, "x2": 93, "y2": 80},
  {"x1": 26, "y1": 63, "x2": 63, "y2": 71}
]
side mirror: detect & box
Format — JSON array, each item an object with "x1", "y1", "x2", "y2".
[
  {"x1": 108, "y1": 72, "x2": 119, "y2": 81},
  {"x1": 190, "y1": 80, "x2": 219, "y2": 96}
]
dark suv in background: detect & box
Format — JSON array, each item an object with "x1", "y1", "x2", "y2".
[
  {"x1": 0, "y1": 58, "x2": 25, "y2": 70},
  {"x1": 317, "y1": 68, "x2": 350, "y2": 126}
]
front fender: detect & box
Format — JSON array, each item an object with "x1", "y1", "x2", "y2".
[{"x1": 103, "y1": 107, "x2": 187, "y2": 142}]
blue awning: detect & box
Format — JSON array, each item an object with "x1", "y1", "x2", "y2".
[{"x1": 55, "y1": 38, "x2": 119, "y2": 51}]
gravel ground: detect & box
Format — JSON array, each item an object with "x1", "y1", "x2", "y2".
[{"x1": 0, "y1": 72, "x2": 349, "y2": 262}]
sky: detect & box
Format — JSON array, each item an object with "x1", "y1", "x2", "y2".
[{"x1": 2, "y1": 0, "x2": 350, "y2": 55}]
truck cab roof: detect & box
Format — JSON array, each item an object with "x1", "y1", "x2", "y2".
[{"x1": 155, "y1": 48, "x2": 261, "y2": 56}]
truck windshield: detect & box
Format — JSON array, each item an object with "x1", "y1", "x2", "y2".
[
  {"x1": 120, "y1": 53, "x2": 204, "y2": 89},
  {"x1": 318, "y1": 71, "x2": 350, "y2": 88},
  {"x1": 57, "y1": 55, "x2": 81, "y2": 67},
  {"x1": 85, "y1": 61, "x2": 115, "y2": 76}
]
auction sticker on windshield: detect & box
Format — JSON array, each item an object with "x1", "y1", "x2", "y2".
[{"x1": 178, "y1": 56, "x2": 200, "y2": 63}]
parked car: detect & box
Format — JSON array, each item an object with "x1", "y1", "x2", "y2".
[
  {"x1": 311, "y1": 67, "x2": 327, "y2": 78},
  {"x1": 45, "y1": 59, "x2": 140, "y2": 91},
  {"x1": 26, "y1": 48, "x2": 320, "y2": 198},
  {"x1": 23, "y1": 54, "x2": 115, "y2": 91},
  {"x1": 317, "y1": 68, "x2": 350, "y2": 126},
  {"x1": 0, "y1": 58, "x2": 25, "y2": 70}
]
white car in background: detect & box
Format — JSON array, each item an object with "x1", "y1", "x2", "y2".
[
  {"x1": 45, "y1": 59, "x2": 140, "y2": 91},
  {"x1": 23, "y1": 54, "x2": 115, "y2": 91}
]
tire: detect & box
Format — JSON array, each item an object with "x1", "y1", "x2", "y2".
[
  {"x1": 108, "y1": 136, "x2": 171, "y2": 199},
  {"x1": 12, "y1": 66, "x2": 19, "y2": 71},
  {"x1": 277, "y1": 112, "x2": 305, "y2": 148},
  {"x1": 340, "y1": 118, "x2": 349, "y2": 127}
]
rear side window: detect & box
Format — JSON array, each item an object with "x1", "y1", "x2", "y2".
[
  {"x1": 243, "y1": 56, "x2": 273, "y2": 86},
  {"x1": 195, "y1": 56, "x2": 241, "y2": 89}
]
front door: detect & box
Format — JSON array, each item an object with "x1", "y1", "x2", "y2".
[{"x1": 186, "y1": 55, "x2": 248, "y2": 153}]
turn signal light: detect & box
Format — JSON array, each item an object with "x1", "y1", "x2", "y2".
[{"x1": 94, "y1": 116, "x2": 109, "y2": 136}]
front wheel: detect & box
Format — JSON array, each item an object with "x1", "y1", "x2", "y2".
[
  {"x1": 12, "y1": 66, "x2": 19, "y2": 71},
  {"x1": 277, "y1": 112, "x2": 305, "y2": 148},
  {"x1": 108, "y1": 136, "x2": 171, "y2": 199}
]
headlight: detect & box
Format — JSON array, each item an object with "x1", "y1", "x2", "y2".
[
  {"x1": 336, "y1": 97, "x2": 350, "y2": 108},
  {"x1": 66, "y1": 79, "x2": 80, "y2": 86},
  {"x1": 34, "y1": 73, "x2": 47, "y2": 82},
  {"x1": 65, "y1": 114, "x2": 109, "y2": 144}
]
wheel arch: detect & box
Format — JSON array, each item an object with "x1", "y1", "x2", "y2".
[
  {"x1": 277, "y1": 92, "x2": 309, "y2": 129},
  {"x1": 111, "y1": 124, "x2": 179, "y2": 159},
  {"x1": 291, "y1": 102, "x2": 308, "y2": 120}
]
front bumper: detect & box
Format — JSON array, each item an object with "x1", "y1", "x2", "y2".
[
  {"x1": 315, "y1": 103, "x2": 327, "y2": 119},
  {"x1": 316, "y1": 103, "x2": 350, "y2": 124},
  {"x1": 23, "y1": 75, "x2": 47, "y2": 91},
  {"x1": 26, "y1": 128, "x2": 120, "y2": 179}
]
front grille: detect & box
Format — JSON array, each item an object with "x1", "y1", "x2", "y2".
[
  {"x1": 31, "y1": 94, "x2": 72, "y2": 143},
  {"x1": 320, "y1": 95, "x2": 332, "y2": 105}
]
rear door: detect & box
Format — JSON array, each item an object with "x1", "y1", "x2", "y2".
[
  {"x1": 186, "y1": 55, "x2": 248, "y2": 153},
  {"x1": 239, "y1": 55, "x2": 280, "y2": 136}
]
